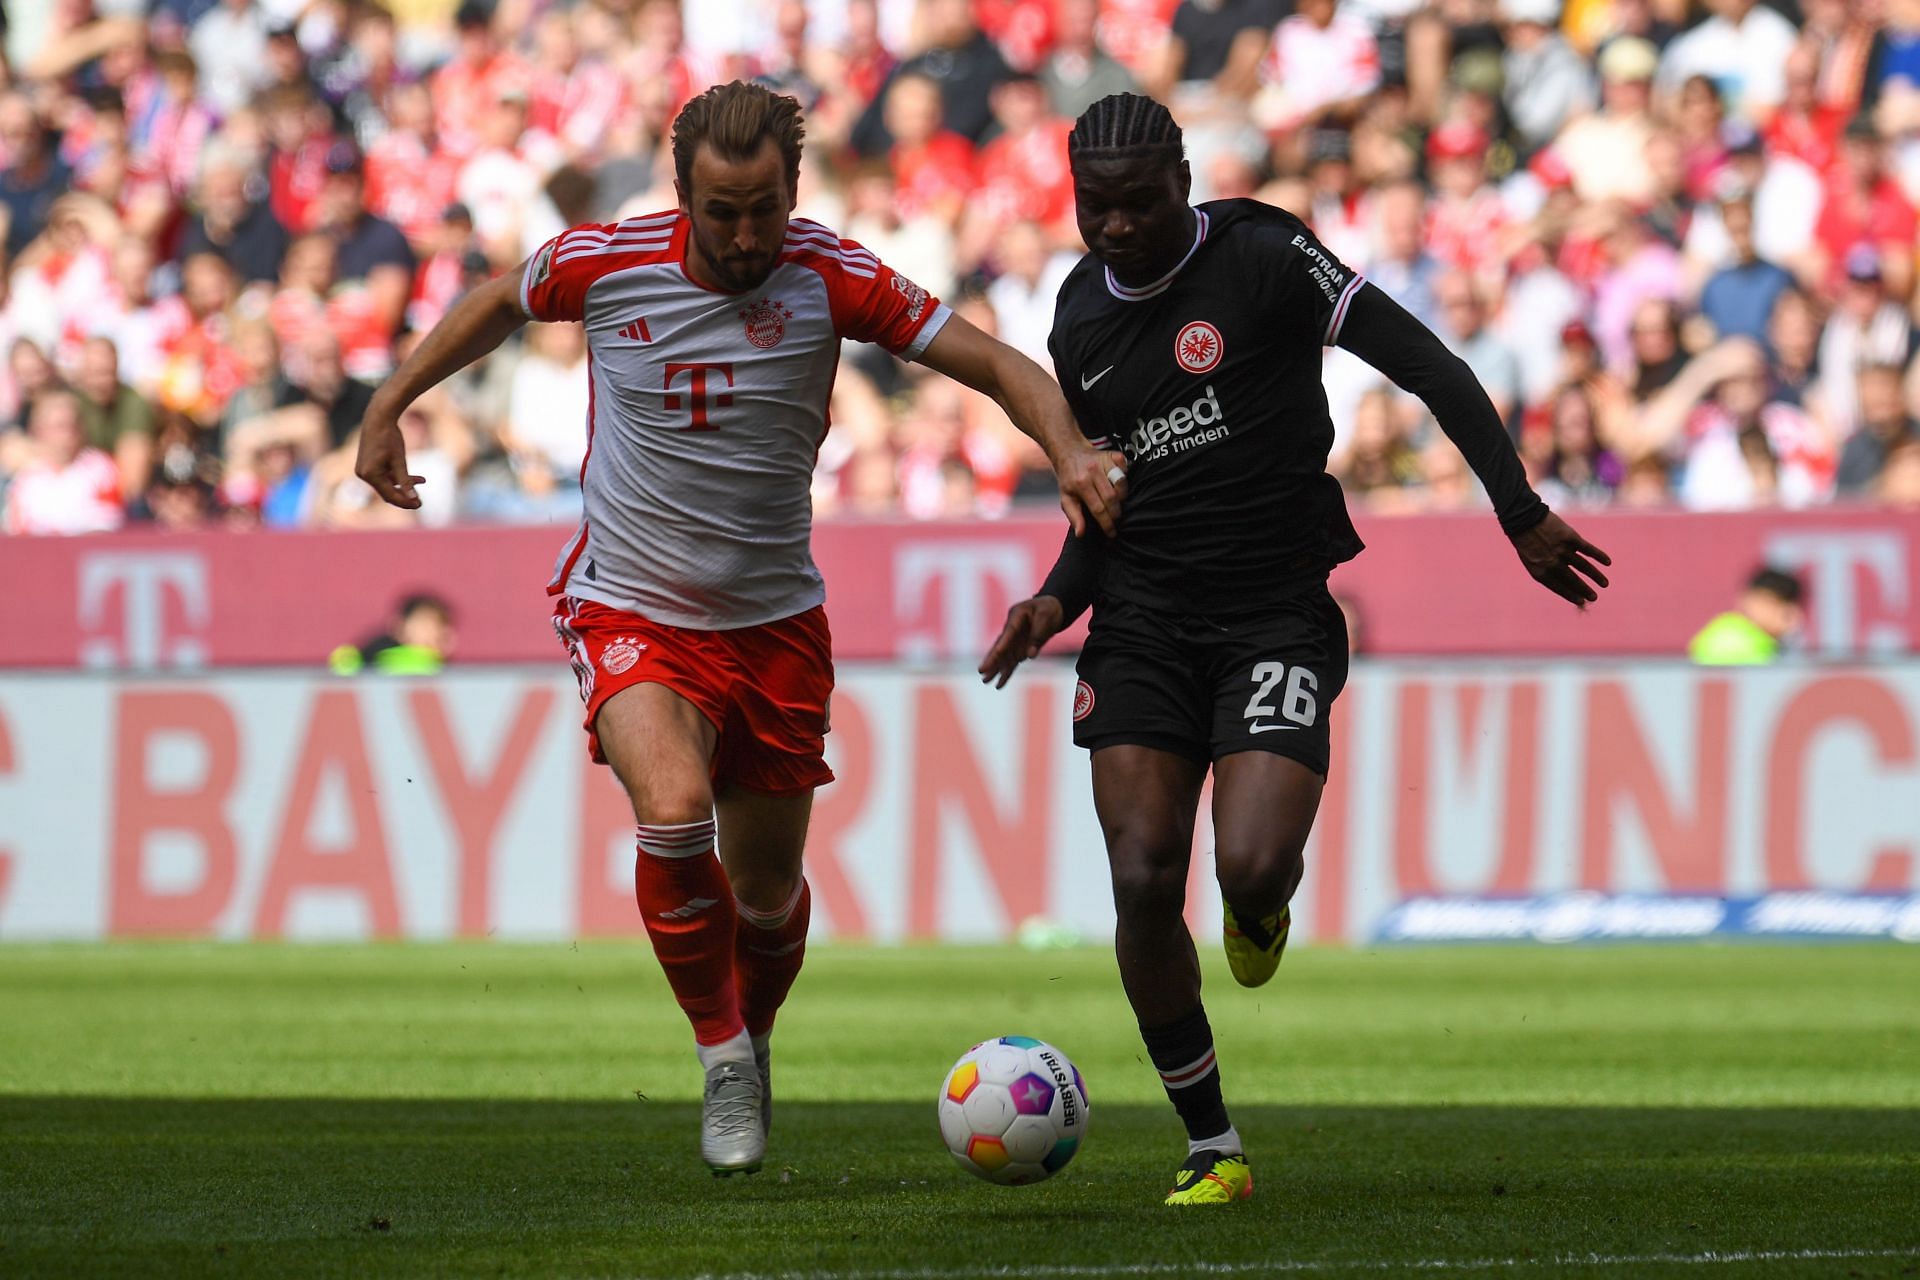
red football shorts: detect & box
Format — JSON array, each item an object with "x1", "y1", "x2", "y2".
[{"x1": 554, "y1": 597, "x2": 835, "y2": 796}]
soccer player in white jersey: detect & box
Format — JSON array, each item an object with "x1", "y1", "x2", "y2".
[{"x1": 354, "y1": 81, "x2": 1126, "y2": 1175}]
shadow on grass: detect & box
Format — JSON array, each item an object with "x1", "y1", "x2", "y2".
[{"x1": 1, "y1": 1099, "x2": 1916, "y2": 1278}]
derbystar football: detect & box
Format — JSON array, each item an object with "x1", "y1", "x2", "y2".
[{"x1": 937, "y1": 1036, "x2": 1090, "y2": 1185}]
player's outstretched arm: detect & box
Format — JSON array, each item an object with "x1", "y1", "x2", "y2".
[
  {"x1": 917, "y1": 313, "x2": 1128, "y2": 538},
  {"x1": 356, "y1": 267, "x2": 531, "y2": 509},
  {"x1": 1335, "y1": 284, "x2": 1613, "y2": 608},
  {"x1": 978, "y1": 527, "x2": 1102, "y2": 687},
  {"x1": 979, "y1": 595, "x2": 1068, "y2": 688}
]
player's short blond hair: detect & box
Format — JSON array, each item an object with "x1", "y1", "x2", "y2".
[{"x1": 672, "y1": 81, "x2": 806, "y2": 198}]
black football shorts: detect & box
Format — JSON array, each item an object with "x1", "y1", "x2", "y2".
[{"x1": 1071, "y1": 588, "x2": 1350, "y2": 775}]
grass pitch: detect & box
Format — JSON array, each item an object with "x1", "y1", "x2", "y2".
[{"x1": 1, "y1": 942, "x2": 1916, "y2": 1279}]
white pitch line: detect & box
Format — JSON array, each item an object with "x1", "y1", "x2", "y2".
[{"x1": 684, "y1": 1246, "x2": 1919, "y2": 1280}]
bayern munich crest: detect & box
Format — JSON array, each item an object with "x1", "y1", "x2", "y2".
[
  {"x1": 602, "y1": 636, "x2": 647, "y2": 675},
  {"x1": 740, "y1": 298, "x2": 794, "y2": 349},
  {"x1": 1073, "y1": 680, "x2": 1096, "y2": 722},
  {"x1": 1175, "y1": 320, "x2": 1223, "y2": 374}
]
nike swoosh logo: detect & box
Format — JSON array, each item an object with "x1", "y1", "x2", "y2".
[
  {"x1": 1081, "y1": 365, "x2": 1115, "y2": 390},
  {"x1": 1247, "y1": 722, "x2": 1302, "y2": 734}
]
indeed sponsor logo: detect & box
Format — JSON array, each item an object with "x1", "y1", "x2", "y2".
[{"x1": 1127, "y1": 385, "x2": 1228, "y2": 462}]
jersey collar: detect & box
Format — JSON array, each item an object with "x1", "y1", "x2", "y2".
[{"x1": 1104, "y1": 208, "x2": 1209, "y2": 303}]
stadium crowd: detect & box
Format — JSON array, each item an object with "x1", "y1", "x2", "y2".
[{"x1": 2, "y1": 0, "x2": 1920, "y2": 536}]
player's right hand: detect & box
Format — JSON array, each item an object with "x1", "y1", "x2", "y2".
[
  {"x1": 355, "y1": 404, "x2": 425, "y2": 510},
  {"x1": 978, "y1": 595, "x2": 1068, "y2": 688},
  {"x1": 1054, "y1": 444, "x2": 1129, "y2": 539}
]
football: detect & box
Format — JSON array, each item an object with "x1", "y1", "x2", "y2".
[{"x1": 937, "y1": 1036, "x2": 1090, "y2": 1185}]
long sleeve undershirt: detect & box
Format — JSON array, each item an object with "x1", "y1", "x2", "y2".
[{"x1": 1037, "y1": 282, "x2": 1549, "y2": 626}]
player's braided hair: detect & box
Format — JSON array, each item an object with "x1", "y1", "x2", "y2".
[{"x1": 1068, "y1": 93, "x2": 1184, "y2": 164}]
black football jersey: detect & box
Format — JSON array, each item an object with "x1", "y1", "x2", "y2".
[{"x1": 1049, "y1": 199, "x2": 1369, "y2": 617}]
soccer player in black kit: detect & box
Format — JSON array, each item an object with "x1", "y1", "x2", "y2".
[{"x1": 979, "y1": 95, "x2": 1613, "y2": 1206}]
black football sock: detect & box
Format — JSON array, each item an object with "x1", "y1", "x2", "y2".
[{"x1": 1139, "y1": 1004, "x2": 1232, "y2": 1146}]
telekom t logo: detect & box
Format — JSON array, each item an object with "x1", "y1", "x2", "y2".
[
  {"x1": 77, "y1": 551, "x2": 211, "y2": 668},
  {"x1": 662, "y1": 362, "x2": 734, "y2": 430},
  {"x1": 895, "y1": 542, "x2": 1034, "y2": 661},
  {"x1": 1764, "y1": 530, "x2": 1911, "y2": 655}
]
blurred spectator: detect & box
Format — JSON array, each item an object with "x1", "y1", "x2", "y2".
[
  {"x1": 1042, "y1": 0, "x2": 1138, "y2": 120},
  {"x1": 1255, "y1": 0, "x2": 1381, "y2": 136},
  {"x1": 1150, "y1": 0, "x2": 1282, "y2": 104},
  {"x1": 1423, "y1": 123, "x2": 1509, "y2": 296},
  {"x1": 1816, "y1": 246, "x2": 1914, "y2": 438},
  {"x1": 432, "y1": 1, "x2": 530, "y2": 163},
  {"x1": 1434, "y1": 270, "x2": 1522, "y2": 429},
  {"x1": 73, "y1": 335, "x2": 154, "y2": 499},
  {"x1": 1631, "y1": 339, "x2": 1835, "y2": 509},
  {"x1": 969, "y1": 74, "x2": 1074, "y2": 249},
  {"x1": 1593, "y1": 213, "x2": 1683, "y2": 376},
  {"x1": 1766, "y1": 288, "x2": 1822, "y2": 406},
  {"x1": 844, "y1": 161, "x2": 957, "y2": 301},
  {"x1": 1501, "y1": 0, "x2": 1592, "y2": 154},
  {"x1": 1815, "y1": 118, "x2": 1917, "y2": 298},
  {"x1": 458, "y1": 83, "x2": 545, "y2": 260},
  {"x1": 882, "y1": 73, "x2": 977, "y2": 226},
  {"x1": 986, "y1": 220, "x2": 1076, "y2": 368},
  {"x1": 467, "y1": 320, "x2": 588, "y2": 523},
  {"x1": 329, "y1": 592, "x2": 457, "y2": 675},
  {"x1": 1559, "y1": 38, "x2": 1660, "y2": 206},
  {"x1": 365, "y1": 81, "x2": 463, "y2": 252},
  {"x1": 1611, "y1": 296, "x2": 1680, "y2": 402},
  {"x1": 1657, "y1": 0, "x2": 1800, "y2": 122},
  {"x1": 1689, "y1": 565, "x2": 1804, "y2": 664},
  {"x1": 853, "y1": 0, "x2": 1011, "y2": 154},
  {"x1": 1338, "y1": 387, "x2": 1423, "y2": 504},
  {"x1": 180, "y1": 140, "x2": 292, "y2": 286},
  {"x1": 262, "y1": 85, "x2": 339, "y2": 236},
  {"x1": 1365, "y1": 179, "x2": 1443, "y2": 329},
  {"x1": 1534, "y1": 386, "x2": 1623, "y2": 506},
  {"x1": 1681, "y1": 123, "x2": 1822, "y2": 284},
  {"x1": 190, "y1": 0, "x2": 272, "y2": 117},
  {"x1": 138, "y1": 472, "x2": 222, "y2": 530},
  {"x1": 0, "y1": 94, "x2": 75, "y2": 259},
  {"x1": 316, "y1": 142, "x2": 416, "y2": 381},
  {"x1": 1836, "y1": 361, "x2": 1919, "y2": 493},
  {"x1": 1697, "y1": 187, "x2": 1795, "y2": 345},
  {"x1": 3, "y1": 390, "x2": 124, "y2": 535}
]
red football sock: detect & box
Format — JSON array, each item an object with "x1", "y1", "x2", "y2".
[
  {"x1": 633, "y1": 820, "x2": 743, "y2": 1046},
  {"x1": 735, "y1": 878, "x2": 811, "y2": 1039}
]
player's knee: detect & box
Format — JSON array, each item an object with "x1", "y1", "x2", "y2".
[
  {"x1": 731, "y1": 869, "x2": 801, "y2": 917},
  {"x1": 627, "y1": 787, "x2": 713, "y2": 832},
  {"x1": 1214, "y1": 840, "x2": 1305, "y2": 911},
  {"x1": 1107, "y1": 840, "x2": 1189, "y2": 922}
]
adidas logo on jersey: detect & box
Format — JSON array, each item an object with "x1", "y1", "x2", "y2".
[
  {"x1": 617, "y1": 316, "x2": 653, "y2": 342},
  {"x1": 1126, "y1": 385, "x2": 1225, "y2": 460}
]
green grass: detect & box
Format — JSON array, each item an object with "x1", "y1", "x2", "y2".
[{"x1": 1, "y1": 942, "x2": 1917, "y2": 1278}]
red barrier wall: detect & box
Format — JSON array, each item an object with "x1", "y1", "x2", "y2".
[{"x1": 3, "y1": 509, "x2": 1916, "y2": 667}]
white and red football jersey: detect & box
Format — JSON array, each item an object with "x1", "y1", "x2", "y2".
[{"x1": 521, "y1": 210, "x2": 951, "y2": 629}]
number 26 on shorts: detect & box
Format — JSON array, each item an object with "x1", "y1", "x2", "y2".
[{"x1": 1243, "y1": 661, "x2": 1318, "y2": 728}]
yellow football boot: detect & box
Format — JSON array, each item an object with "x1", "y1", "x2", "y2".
[
  {"x1": 1222, "y1": 903, "x2": 1291, "y2": 988},
  {"x1": 1164, "y1": 1149, "x2": 1253, "y2": 1205}
]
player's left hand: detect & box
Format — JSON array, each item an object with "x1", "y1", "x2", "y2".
[
  {"x1": 1510, "y1": 512, "x2": 1612, "y2": 608},
  {"x1": 1053, "y1": 442, "x2": 1128, "y2": 538},
  {"x1": 979, "y1": 595, "x2": 1068, "y2": 688}
]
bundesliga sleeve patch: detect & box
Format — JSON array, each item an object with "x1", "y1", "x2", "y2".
[{"x1": 529, "y1": 239, "x2": 558, "y2": 289}]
